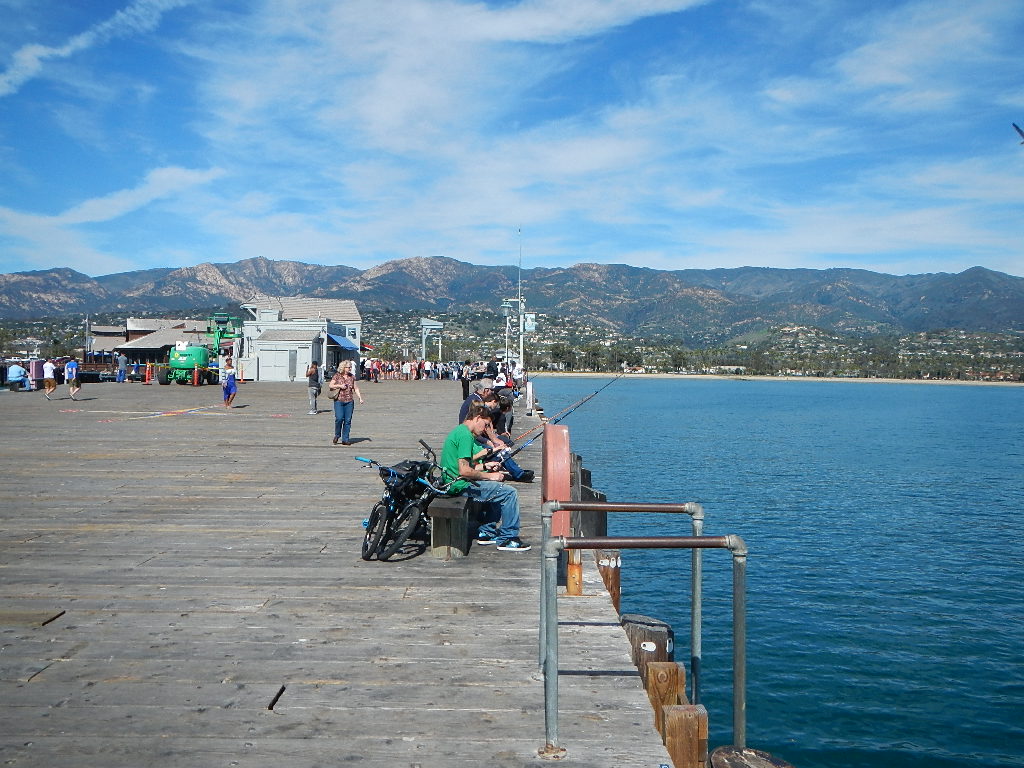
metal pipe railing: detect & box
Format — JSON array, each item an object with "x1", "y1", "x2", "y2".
[
  {"x1": 538, "y1": 532, "x2": 748, "y2": 759},
  {"x1": 539, "y1": 500, "x2": 705, "y2": 703}
]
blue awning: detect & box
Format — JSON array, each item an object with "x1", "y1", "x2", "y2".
[{"x1": 327, "y1": 333, "x2": 359, "y2": 351}]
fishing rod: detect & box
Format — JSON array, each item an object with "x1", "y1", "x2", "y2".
[
  {"x1": 508, "y1": 395, "x2": 578, "y2": 443},
  {"x1": 498, "y1": 371, "x2": 628, "y2": 461},
  {"x1": 509, "y1": 372, "x2": 622, "y2": 442}
]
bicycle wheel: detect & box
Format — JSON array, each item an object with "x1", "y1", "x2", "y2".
[
  {"x1": 361, "y1": 501, "x2": 389, "y2": 561},
  {"x1": 378, "y1": 499, "x2": 424, "y2": 561}
]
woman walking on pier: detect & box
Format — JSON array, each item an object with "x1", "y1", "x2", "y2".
[
  {"x1": 328, "y1": 360, "x2": 364, "y2": 445},
  {"x1": 306, "y1": 360, "x2": 321, "y2": 414},
  {"x1": 221, "y1": 358, "x2": 238, "y2": 408}
]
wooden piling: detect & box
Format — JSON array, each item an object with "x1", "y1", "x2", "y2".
[
  {"x1": 663, "y1": 703, "x2": 709, "y2": 768},
  {"x1": 621, "y1": 612, "x2": 675, "y2": 682}
]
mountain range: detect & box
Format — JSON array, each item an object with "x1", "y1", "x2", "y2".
[{"x1": 1, "y1": 257, "x2": 1022, "y2": 345}]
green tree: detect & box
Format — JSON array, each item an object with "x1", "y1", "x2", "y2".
[
  {"x1": 579, "y1": 344, "x2": 603, "y2": 371},
  {"x1": 548, "y1": 343, "x2": 576, "y2": 371},
  {"x1": 669, "y1": 348, "x2": 689, "y2": 371}
]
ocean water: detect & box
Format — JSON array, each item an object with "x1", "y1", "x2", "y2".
[{"x1": 533, "y1": 376, "x2": 1024, "y2": 768}]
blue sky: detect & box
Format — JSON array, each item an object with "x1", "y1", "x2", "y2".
[{"x1": 1, "y1": 0, "x2": 1022, "y2": 278}]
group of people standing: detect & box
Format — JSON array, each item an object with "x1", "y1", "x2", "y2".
[{"x1": 361, "y1": 358, "x2": 461, "y2": 381}]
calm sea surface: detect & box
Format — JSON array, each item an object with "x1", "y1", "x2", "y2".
[{"x1": 533, "y1": 376, "x2": 1024, "y2": 768}]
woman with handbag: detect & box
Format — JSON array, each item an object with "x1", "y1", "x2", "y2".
[{"x1": 328, "y1": 360, "x2": 364, "y2": 445}]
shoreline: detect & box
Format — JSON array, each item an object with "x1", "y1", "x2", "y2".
[{"x1": 529, "y1": 372, "x2": 1022, "y2": 387}]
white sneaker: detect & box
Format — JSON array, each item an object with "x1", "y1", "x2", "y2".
[{"x1": 308, "y1": 410, "x2": 317, "y2": 415}]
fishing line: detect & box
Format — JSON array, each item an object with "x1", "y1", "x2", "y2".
[{"x1": 503, "y1": 371, "x2": 627, "y2": 459}]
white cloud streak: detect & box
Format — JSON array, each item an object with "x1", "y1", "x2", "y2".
[
  {"x1": 0, "y1": 0, "x2": 192, "y2": 97},
  {"x1": 59, "y1": 167, "x2": 224, "y2": 225},
  {"x1": 0, "y1": 166, "x2": 224, "y2": 272}
]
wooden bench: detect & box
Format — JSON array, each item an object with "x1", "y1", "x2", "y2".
[{"x1": 426, "y1": 496, "x2": 480, "y2": 560}]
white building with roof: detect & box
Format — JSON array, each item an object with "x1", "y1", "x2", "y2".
[{"x1": 237, "y1": 295, "x2": 363, "y2": 382}]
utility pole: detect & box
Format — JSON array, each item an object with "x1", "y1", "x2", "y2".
[{"x1": 518, "y1": 228, "x2": 525, "y2": 371}]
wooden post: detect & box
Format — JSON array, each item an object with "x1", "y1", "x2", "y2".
[
  {"x1": 596, "y1": 548, "x2": 620, "y2": 612},
  {"x1": 621, "y1": 613, "x2": 674, "y2": 682},
  {"x1": 565, "y1": 453, "x2": 583, "y2": 595},
  {"x1": 646, "y1": 661, "x2": 687, "y2": 733},
  {"x1": 662, "y1": 704, "x2": 708, "y2": 768}
]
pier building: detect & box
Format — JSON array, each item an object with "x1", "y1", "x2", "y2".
[{"x1": 238, "y1": 295, "x2": 363, "y2": 382}]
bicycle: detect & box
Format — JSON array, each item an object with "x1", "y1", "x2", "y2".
[{"x1": 356, "y1": 440, "x2": 462, "y2": 561}]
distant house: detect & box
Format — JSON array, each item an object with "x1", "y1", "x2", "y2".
[
  {"x1": 237, "y1": 295, "x2": 363, "y2": 382},
  {"x1": 85, "y1": 323, "x2": 127, "y2": 363}
]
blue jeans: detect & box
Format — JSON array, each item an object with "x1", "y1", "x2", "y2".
[
  {"x1": 116, "y1": 368, "x2": 127, "y2": 382},
  {"x1": 499, "y1": 454, "x2": 528, "y2": 479},
  {"x1": 333, "y1": 399, "x2": 354, "y2": 442},
  {"x1": 464, "y1": 480, "x2": 521, "y2": 544}
]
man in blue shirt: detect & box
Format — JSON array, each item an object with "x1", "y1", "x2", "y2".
[
  {"x1": 457, "y1": 378, "x2": 492, "y2": 423},
  {"x1": 6, "y1": 362, "x2": 30, "y2": 391},
  {"x1": 440, "y1": 401, "x2": 530, "y2": 552},
  {"x1": 64, "y1": 357, "x2": 81, "y2": 400}
]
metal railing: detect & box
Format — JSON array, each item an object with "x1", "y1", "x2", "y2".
[
  {"x1": 539, "y1": 500, "x2": 706, "y2": 703},
  {"x1": 538, "y1": 501, "x2": 748, "y2": 759}
]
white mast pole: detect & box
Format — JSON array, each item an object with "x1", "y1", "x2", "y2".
[{"x1": 518, "y1": 228, "x2": 525, "y2": 372}]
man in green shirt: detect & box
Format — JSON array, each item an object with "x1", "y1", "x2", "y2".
[{"x1": 440, "y1": 401, "x2": 531, "y2": 551}]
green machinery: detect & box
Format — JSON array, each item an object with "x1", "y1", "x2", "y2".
[{"x1": 157, "y1": 313, "x2": 243, "y2": 385}]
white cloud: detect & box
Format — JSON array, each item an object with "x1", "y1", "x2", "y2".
[
  {"x1": 835, "y1": 2, "x2": 996, "y2": 91},
  {"x1": 0, "y1": 206, "x2": 138, "y2": 274},
  {"x1": 59, "y1": 166, "x2": 224, "y2": 225},
  {"x1": 0, "y1": 165, "x2": 224, "y2": 273},
  {"x1": 0, "y1": 0, "x2": 193, "y2": 97},
  {"x1": 760, "y1": 0, "x2": 1019, "y2": 120}
]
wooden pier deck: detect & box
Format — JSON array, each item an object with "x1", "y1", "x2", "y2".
[{"x1": 0, "y1": 379, "x2": 671, "y2": 767}]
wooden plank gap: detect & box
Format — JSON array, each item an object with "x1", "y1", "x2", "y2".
[
  {"x1": 26, "y1": 662, "x2": 55, "y2": 683},
  {"x1": 267, "y1": 684, "x2": 286, "y2": 711},
  {"x1": 41, "y1": 609, "x2": 66, "y2": 626}
]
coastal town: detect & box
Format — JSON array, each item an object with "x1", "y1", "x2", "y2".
[{"x1": 2, "y1": 309, "x2": 1021, "y2": 383}]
